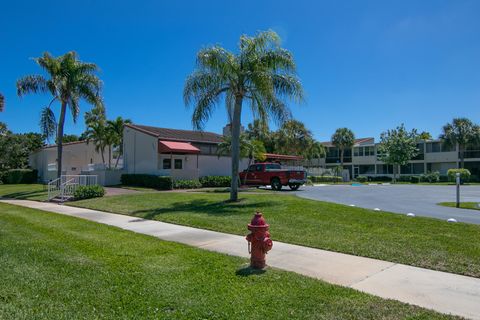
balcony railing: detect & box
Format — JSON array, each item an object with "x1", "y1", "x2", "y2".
[{"x1": 463, "y1": 150, "x2": 480, "y2": 159}]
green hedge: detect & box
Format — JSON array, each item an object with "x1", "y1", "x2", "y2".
[
  {"x1": 410, "y1": 176, "x2": 421, "y2": 183},
  {"x1": 367, "y1": 176, "x2": 392, "y2": 182},
  {"x1": 74, "y1": 185, "x2": 105, "y2": 200},
  {"x1": 173, "y1": 179, "x2": 202, "y2": 189},
  {"x1": 2, "y1": 169, "x2": 38, "y2": 184},
  {"x1": 447, "y1": 169, "x2": 471, "y2": 183},
  {"x1": 199, "y1": 176, "x2": 231, "y2": 188},
  {"x1": 120, "y1": 174, "x2": 173, "y2": 190},
  {"x1": 355, "y1": 176, "x2": 368, "y2": 183},
  {"x1": 310, "y1": 175, "x2": 343, "y2": 183}
]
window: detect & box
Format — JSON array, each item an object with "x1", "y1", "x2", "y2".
[
  {"x1": 412, "y1": 163, "x2": 424, "y2": 174},
  {"x1": 354, "y1": 147, "x2": 361, "y2": 157},
  {"x1": 359, "y1": 165, "x2": 375, "y2": 174},
  {"x1": 364, "y1": 146, "x2": 375, "y2": 156},
  {"x1": 163, "y1": 159, "x2": 171, "y2": 169},
  {"x1": 255, "y1": 164, "x2": 263, "y2": 172},
  {"x1": 426, "y1": 142, "x2": 441, "y2": 153},
  {"x1": 265, "y1": 163, "x2": 281, "y2": 170},
  {"x1": 174, "y1": 159, "x2": 183, "y2": 169}
]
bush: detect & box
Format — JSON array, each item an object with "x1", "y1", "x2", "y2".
[
  {"x1": 439, "y1": 175, "x2": 449, "y2": 182},
  {"x1": 397, "y1": 175, "x2": 413, "y2": 182},
  {"x1": 410, "y1": 176, "x2": 421, "y2": 183},
  {"x1": 447, "y1": 169, "x2": 471, "y2": 183},
  {"x1": 120, "y1": 174, "x2": 173, "y2": 190},
  {"x1": 367, "y1": 176, "x2": 392, "y2": 182},
  {"x1": 173, "y1": 179, "x2": 202, "y2": 189},
  {"x1": 310, "y1": 175, "x2": 343, "y2": 183},
  {"x1": 199, "y1": 176, "x2": 231, "y2": 188},
  {"x1": 355, "y1": 176, "x2": 368, "y2": 183},
  {"x1": 421, "y1": 171, "x2": 440, "y2": 183},
  {"x1": 2, "y1": 169, "x2": 38, "y2": 184},
  {"x1": 74, "y1": 185, "x2": 105, "y2": 200}
]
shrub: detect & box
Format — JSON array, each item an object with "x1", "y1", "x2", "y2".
[
  {"x1": 421, "y1": 171, "x2": 440, "y2": 183},
  {"x1": 74, "y1": 185, "x2": 105, "y2": 200},
  {"x1": 310, "y1": 175, "x2": 343, "y2": 183},
  {"x1": 199, "y1": 176, "x2": 231, "y2": 188},
  {"x1": 173, "y1": 179, "x2": 202, "y2": 189},
  {"x1": 439, "y1": 175, "x2": 449, "y2": 182},
  {"x1": 2, "y1": 169, "x2": 38, "y2": 184},
  {"x1": 447, "y1": 169, "x2": 471, "y2": 183},
  {"x1": 470, "y1": 175, "x2": 479, "y2": 183},
  {"x1": 367, "y1": 176, "x2": 392, "y2": 182},
  {"x1": 397, "y1": 175, "x2": 412, "y2": 182},
  {"x1": 120, "y1": 174, "x2": 173, "y2": 190},
  {"x1": 355, "y1": 176, "x2": 368, "y2": 183},
  {"x1": 410, "y1": 176, "x2": 421, "y2": 183}
]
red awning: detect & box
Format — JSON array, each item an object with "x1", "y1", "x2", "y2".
[
  {"x1": 158, "y1": 140, "x2": 200, "y2": 154},
  {"x1": 264, "y1": 153, "x2": 303, "y2": 161}
]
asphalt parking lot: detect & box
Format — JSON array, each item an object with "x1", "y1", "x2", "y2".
[{"x1": 295, "y1": 184, "x2": 480, "y2": 224}]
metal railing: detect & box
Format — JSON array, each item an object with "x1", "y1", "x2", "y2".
[{"x1": 47, "y1": 175, "x2": 97, "y2": 201}]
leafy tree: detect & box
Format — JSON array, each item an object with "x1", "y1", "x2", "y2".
[
  {"x1": 184, "y1": 30, "x2": 303, "y2": 201},
  {"x1": 61, "y1": 134, "x2": 82, "y2": 143},
  {"x1": 0, "y1": 93, "x2": 4, "y2": 112},
  {"x1": 440, "y1": 118, "x2": 480, "y2": 168},
  {"x1": 331, "y1": 128, "x2": 355, "y2": 167},
  {"x1": 106, "y1": 116, "x2": 132, "y2": 169},
  {"x1": 419, "y1": 131, "x2": 432, "y2": 140},
  {"x1": 377, "y1": 124, "x2": 419, "y2": 183},
  {"x1": 0, "y1": 123, "x2": 44, "y2": 171},
  {"x1": 17, "y1": 51, "x2": 103, "y2": 178}
]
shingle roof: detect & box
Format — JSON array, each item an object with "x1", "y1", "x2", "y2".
[{"x1": 127, "y1": 124, "x2": 223, "y2": 144}]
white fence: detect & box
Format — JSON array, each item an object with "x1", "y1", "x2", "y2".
[{"x1": 47, "y1": 175, "x2": 98, "y2": 201}]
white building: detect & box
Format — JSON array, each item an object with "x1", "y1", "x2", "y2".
[{"x1": 123, "y1": 124, "x2": 249, "y2": 179}]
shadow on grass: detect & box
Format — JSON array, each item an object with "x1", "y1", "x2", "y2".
[
  {"x1": 236, "y1": 265, "x2": 266, "y2": 277},
  {"x1": 131, "y1": 198, "x2": 277, "y2": 220},
  {"x1": 0, "y1": 190, "x2": 47, "y2": 200}
]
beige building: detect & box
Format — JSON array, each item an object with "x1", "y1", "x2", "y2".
[
  {"x1": 304, "y1": 137, "x2": 480, "y2": 179},
  {"x1": 29, "y1": 140, "x2": 111, "y2": 182},
  {"x1": 123, "y1": 124, "x2": 249, "y2": 179}
]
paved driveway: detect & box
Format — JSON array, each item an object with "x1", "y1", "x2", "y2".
[{"x1": 295, "y1": 184, "x2": 480, "y2": 224}]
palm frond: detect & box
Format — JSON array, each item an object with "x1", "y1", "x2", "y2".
[
  {"x1": 16, "y1": 75, "x2": 49, "y2": 96},
  {"x1": 39, "y1": 107, "x2": 57, "y2": 140},
  {"x1": 0, "y1": 93, "x2": 4, "y2": 112}
]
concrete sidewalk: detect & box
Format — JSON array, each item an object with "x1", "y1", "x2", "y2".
[{"x1": 2, "y1": 199, "x2": 480, "y2": 319}]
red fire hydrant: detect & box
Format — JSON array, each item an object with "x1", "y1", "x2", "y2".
[{"x1": 246, "y1": 211, "x2": 273, "y2": 269}]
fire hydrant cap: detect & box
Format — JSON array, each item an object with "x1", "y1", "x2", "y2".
[{"x1": 248, "y1": 211, "x2": 269, "y2": 228}]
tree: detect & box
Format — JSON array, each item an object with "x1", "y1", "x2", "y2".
[
  {"x1": 331, "y1": 128, "x2": 355, "y2": 167},
  {"x1": 84, "y1": 106, "x2": 108, "y2": 165},
  {"x1": 0, "y1": 123, "x2": 44, "y2": 171},
  {"x1": 377, "y1": 124, "x2": 419, "y2": 183},
  {"x1": 419, "y1": 131, "x2": 432, "y2": 140},
  {"x1": 61, "y1": 134, "x2": 82, "y2": 143},
  {"x1": 440, "y1": 118, "x2": 480, "y2": 168},
  {"x1": 184, "y1": 30, "x2": 303, "y2": 201},
  {"x1": 0, "y1": 93, "x2": 4, "y2": 112},
  {"x1": 17, "y1": 51, "x2": 103, "y2": 178},
  {"x1": 106, "y1": 116, "x2": 132, "y2": 168},
  {"x1": 273, "y1": 120, "x2": 324, "y2": 159}
]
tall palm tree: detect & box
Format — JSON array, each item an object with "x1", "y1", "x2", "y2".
[
  {"x1": 0, "y1": 93, "x2": 4, "y2": 112},
  {"x1": 84, "y1": 106, "x2": 108, "y2": 166},
  {"x1": 331, "y1": 128, "x2": 355, "y2": 168},
  {"x1": 184, "y1": 30, "x2": 304, "y2": 201},
  {"x1": 107, "y1": 116, "x2": 132, "y2": 169},
  {"x1": 17, "y1": 51, "x2": 103, "y2": 178},
  {"x1": 440, "y1": 118, "x2": 480, "y2": 168}
]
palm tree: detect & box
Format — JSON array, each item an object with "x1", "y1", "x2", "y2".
[
  {"x1": 84, "y1": 106, "x2": 108, "y2": 166},
  {"x1": 331, "y1": 128, "x2": 355, "y2": 168},
  {"x1": 17, "y1": 52, "x2": 103, "y2": 178},
  {"x1": 440, "y1": 118, "x2": 480, "y2": 168},
  {"x1": 184, "y1": 30, "x2": 304, "y2": 201},
  {"x1": 107, "y1": 116, "x2": 132, "y2": 169},
  {"x1": 0, "y1": 93, "x2": 4, "y2": 112}
]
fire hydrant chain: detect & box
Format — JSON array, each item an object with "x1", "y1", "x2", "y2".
[{"x1": 245, "y1": 211, "x2": 273, "y2": 269}]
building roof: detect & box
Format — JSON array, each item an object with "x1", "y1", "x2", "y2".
[
  {"x1": 158, "y1": 140, "x2": 200, "y2": 154},
  {"x1": 126, "y1": 124, "x2": 223, "y2": 144},
  {"x1": 321, "y1": 137, "x2": 375, "y2": 147}
]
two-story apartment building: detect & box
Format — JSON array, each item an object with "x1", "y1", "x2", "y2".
[{"x1": 305, "y1": 138, "x2": 480, "y2": 179}]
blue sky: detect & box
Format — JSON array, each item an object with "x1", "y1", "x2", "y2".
[{"x1": 1, "y1": 0, "x2": 479, "y2": 141}]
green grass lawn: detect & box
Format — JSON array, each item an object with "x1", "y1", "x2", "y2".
[
  {"x1": 0, "y1": 184, "x2": 47, "y2": 201},
  {"x1": 0, "y1": 202, "x2": 456, "y2": 320},
  {"x1": 438, "y1": 202, "x2": 480, "y2": 210},
  {"x1": 71, "y1": 192, "x2": 480, "y2": 278}
]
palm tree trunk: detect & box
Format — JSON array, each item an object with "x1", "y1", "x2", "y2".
[
  {"x1": 101, "y1": 147, "x2": 105, "y2": 165},
  {"x1": 108, "y1": 145, "x2": 112, "y2": 169},
  {"x1": 230, "y1": 96, "x2": 242, "y2": 202},
  {"x1": 114, "y1": 140, "x2": 123, "y2": 169},
  {"x1": 56, "y1": 102, "x2": 67, "y2": 179}
]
